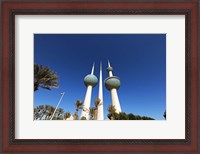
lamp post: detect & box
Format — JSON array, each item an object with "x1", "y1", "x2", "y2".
[{"x1": 50, "y1": 92, "x2": 65, "y2": 120}]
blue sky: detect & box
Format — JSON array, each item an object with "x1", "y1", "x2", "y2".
[{"x1": 34, "y1": 34, "x2": 166, "y2": 120}]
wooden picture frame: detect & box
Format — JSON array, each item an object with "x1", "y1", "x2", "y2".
[{"x1": 1, "y1": 0, "x2": 199, "y2": 153}]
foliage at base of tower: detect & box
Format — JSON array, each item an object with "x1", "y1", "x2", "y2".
[
  {"x1": 64, "y1": 112, "x2": 71, "y2": 120},
  {"x1": 107, "y1": 112, "x2": 154, "y2": 120},
  {"x1": 73, "y1": 100, "x2": 83, "y2": 120},
  {"x1": 80, "y1": 116, "x2": 87, "y2": 120},
  {"x1": 34, "y1": 105, "x2": 71, "y2": 120},
  {"x1": 107, "y1": 105, "x2": 155, "y2": 120},
  {"x1": 73, "y1": 113, "x2": 79, "y2": 120}
]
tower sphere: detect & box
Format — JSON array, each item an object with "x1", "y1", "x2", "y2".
[
  {"x1": 84, "y1": 74, "x2": 98, "y2": 87},
  {"x1": 105, "y1": 76, "x2": 120, "y2": 90},
  {"x1": 107, "y1": 66, "x2": 113, "y2": 72}
]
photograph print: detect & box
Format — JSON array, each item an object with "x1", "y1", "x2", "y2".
[{"x1": 34, "y1": 34, "x2": 166, "y2": 121}]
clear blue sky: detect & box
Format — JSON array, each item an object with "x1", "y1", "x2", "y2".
[{"x1": 34, "y1": 34, "x2": 166, "y2": 120}]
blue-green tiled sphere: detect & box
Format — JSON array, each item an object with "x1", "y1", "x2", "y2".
[
  {"x1": 84, "y1": 74, "x2": 98, "y2": 87},
  {"x1": 105, "y1": 76, "x2": 120, "y2": 90}
]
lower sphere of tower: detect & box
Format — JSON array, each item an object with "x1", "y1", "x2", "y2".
[
  {"x1": 84, "y1": 74, "x2": 98, "y2": 87},
  {"x1": 105, "y1": 76, "x2": 120, "y2": 90}
]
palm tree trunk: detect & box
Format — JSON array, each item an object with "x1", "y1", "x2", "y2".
[
  {"x1": 111, "y1": 113, "x2": 115, "y2": 120},
  {"x1": 44, "y1": 114, "x2": 48, "y2": 120},
  {"x1": 94, "y1": 109, "x2": 97, "y2": 120},
  {"x1": 40, "y1": 113, "x2": 45, "y2": 120}
]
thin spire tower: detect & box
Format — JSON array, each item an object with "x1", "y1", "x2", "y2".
[
  {"x1": 91, "y1": 62, "x2": 95, "y2": 75},
  {"x1": 81, "y1": 63, "x2": 98, "y2": 120},
  {"x1": 105, "y1": 60, "x2": 122, "y2": 113},
  {"x1": 97, "y1": 62, "x2": 104, "y2": 120}
]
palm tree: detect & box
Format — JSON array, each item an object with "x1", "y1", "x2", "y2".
[
  {"x1": 34, "y1": 105, "x2": 43, "y2": 120},
  {"x1": 37, "y1": 105, "x2": 45, "y2": 120},
  {"x1": 42, "y1": 105, "x2": 49, "y2": 120},
  {"x1": 34, "y1": 107, "x2": 40, "y2": 120},
  {"x1": 75, "y1": 100, "x2": 82, "y2": 114},
  {"x1": 34, "y1": 64, "x2": 59, "y2": 91},
  {"x1": 73, "y1": 100, "x2": 82, "y2": 120},
  {"x1": 64, "y1": 112, "x2": 71, "y2": 120},
  {"x1": 46, "y1": 106, "x2": 55, "y2": 120},
  {"x1": 33, "y1": 105, "x2": 54, "y2": 120},
  {"x1": 44, "y1": 105, "x2": 52, "y2": 120},
  {"x1": 89, "y1": 107, "x2": 95, "y2": 120},
  {"x1": 94, "y1": 98, "x2": 101, "y2": 120},
  {"x1": 56, "y1": 108, "x2": 64, "y2": 119},
  {"x1": 73, "y1": 113, "x2": 79, "y2": 120},
  {"x1": 108, "y1": 105, "x2": 116, "y2": 120},
  {"x1": 80, "y1": 116, "x2": 87, "y2": 120},
  {"x1": 94, "y1": 98, "x2": 101, "y2": 107}
]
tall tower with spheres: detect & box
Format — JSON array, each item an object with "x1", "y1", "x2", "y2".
[
  {"x1": 81, "y1": 63, "x2": 98, "y2": 119},
  {"x1": 105, "y1": 61, "x2": 122, "y2": 113}
]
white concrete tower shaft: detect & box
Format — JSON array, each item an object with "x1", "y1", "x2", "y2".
[
  {"x1": 105, "y1": 60, "x2": 122, "y2": 113},
  {"x1": 81, "y1": 85, "x2": 92, "y2": 119},
  {"x1": 97, "y1": 62, "x2": 104, "y2": 120},
  {"x1": 81, "y1": 63, "x2": 98, "y2": 120},
  {"x1": 110, "y1": 89, "x2": 121, "y2": 113}
]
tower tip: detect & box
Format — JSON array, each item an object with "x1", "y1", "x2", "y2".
[
  {"x1": 108, "y1": 60, "x2": 111, "y2": 67},
  {"x1": 91, "y1": 62, "x2": 95, "y2": 75}
]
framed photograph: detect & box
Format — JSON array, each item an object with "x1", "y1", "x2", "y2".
[{"x1": 1, "y1": 0, "x2": 199, "y2": 153}]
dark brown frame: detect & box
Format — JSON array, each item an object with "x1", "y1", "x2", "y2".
[{"x1": 1, "y1": 0, "x2": 199, "y2": 153}]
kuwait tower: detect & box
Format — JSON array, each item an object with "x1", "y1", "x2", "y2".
[
  {"x1": 97, "y1": 62, "x2": 104, "y2": 120},
  {"x1": 81, "y1": 63, "x2": 98, "y2": 119},
  {"x1": 105, "y1": 61, "x2": 122, "y2": 113}
]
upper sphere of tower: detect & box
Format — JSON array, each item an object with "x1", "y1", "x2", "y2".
[
  {"x1": 105, "y1": 76, "x2": 120, "y2": 90},
  {"x1": 107, "y1": 66, "x2": 113, "y2": 72},
  {"x1": 84, "y1": 74, "x2": 98, "y2": 87}
]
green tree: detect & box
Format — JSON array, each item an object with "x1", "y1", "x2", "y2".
[
  {"x1": 107, "y1": 105, "x2": 116, "y2": 120},
  {"x1": 127, "y1": 113, "x2": 136, "y2": 120},
  {"x1": 34, "y1": 64, "x2": 59, "y2": 91},
  {"x1": 118, "y1": 112, "x2": 128, "y2": 120},
  {"x1": 107, "y1": 108, "x2": 155, "y2": 120},
  {"x1": 135, "y1": 115, "x2": 142, "y2": 120}
]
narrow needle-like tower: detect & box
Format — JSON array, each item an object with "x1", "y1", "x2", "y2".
[
  {"x1": 81, "y1": 63, "x2": 98, "y2": 119},
  {"x1": 97, "y1": 62, "x2": 104, "y2": 120},
  {"x1": 105, "y1": 61, "x2": 122, "y2": 113}
]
